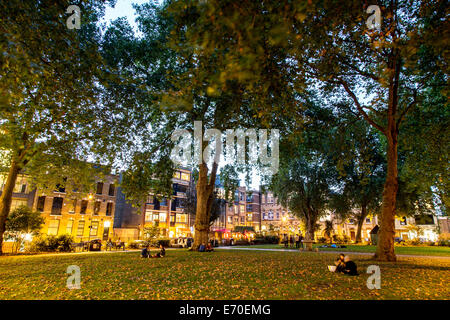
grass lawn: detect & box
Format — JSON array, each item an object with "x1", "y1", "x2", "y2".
[
  {"x1": 0, "y1": 249, "x2": 449, "y2": 300},
  {"x1": 240, "y1": 244, "x2": 450, "y2": 256}
]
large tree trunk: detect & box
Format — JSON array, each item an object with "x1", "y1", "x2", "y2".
[
  {"x1": 375, "y1": 135, "x2": 398, "y2": 261},
  {"x1": 0, "y1": 159, "x2": 22, "y2": 255},
  {"x1": 192, "y1": 161, "x2": 218, "y2": 250},
  {"x1": 355, "y1": 205, "x2": 368, "y2": 244}
]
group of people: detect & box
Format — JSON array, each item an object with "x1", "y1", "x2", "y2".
[
  {"x1": 197, "y1": 242, "x2": 214, "y2": 252},
  {"x1": 283, "y1": 234, "x2": 304, "y2": 249},
  {"x1": 333, "y1": 254, "x2": 358, "y2": 276},
  {"x1": 141, "y1": 244, "x2": 166, "y2": 258}
]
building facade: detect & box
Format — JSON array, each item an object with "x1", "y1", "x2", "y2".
[{"x1": 114, "y1": 168, "x2": 192, "y2": 241}]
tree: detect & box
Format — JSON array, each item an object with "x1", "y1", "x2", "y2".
[
  {"x1": 101, "y1": 1, "x2": 269, "y2": 251},
  {"x1": 0, "y1": 0, "x2": 128, "y2": 254},
  {"x1": 175, "y1": 0, "x2": 448, "y2": 261},
  {"x1": 271, "y1": 144, "x2": 337, "y2": 241},
  {"x1": 323, "y1": 220, "x2": 334, "y2": 244},
  {"x1": 5, "y1": 205, "x2": 44, "y2": 253}
]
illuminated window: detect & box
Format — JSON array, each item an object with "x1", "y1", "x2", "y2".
[
  {"x1": 173, "y1": 171, "x2": 181, "y2": 179},
  {"x1": 47, "y1": 220, "x2": 60, "y2": 236},
  {"x1": 160, "y1": 212, "x2": 167, "y2": 221},
  {"x1": 77, "y1": 221, "x2": 85, "y2": 236},
  {"x1": 145, "y1": 210, "x2": 153, "y2": 222},
  {"x1": 66, "y1": 220, "x2": 74, "y2": 235},
  {"x1": 10, "y1": 199, "x2": 27, "y2": 212},
  {"x1": 68, "y1": 199, "x2": 77, "y2": 214},
  {"x1": 234, "y1": 206, "x2": 238, "y2": 214},
  {"x1": 240, "y1": 205, "x2": 245, "y2": 213},
  {"x1": 94, "y1": 201, "x2": 101, "y2": 215},
  {"x1": 176, "y1": 214, "x2": 187, "y2": 223},
  {"x1": 227, "y1": 216, "x2": 232, "y2": 223},
  {"x1": 181, "y1": 172, "x2": 190, "y2": 181},
  {"x1": 90, "y1": 221, "x2": 99, "y2": 236}
]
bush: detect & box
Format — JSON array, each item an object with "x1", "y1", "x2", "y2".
[
  {"x1": 28, "y1": 234, "x2": 74, "y2": 252},
  {"x1": 155, "y1": 239, "x2": 170, "y2": 247},
  {"x1": 252, "y1": 235, "x2": 279, "y2": 245},
  {"x1": 438, "y1": 239, "x2": 450, "y2": 247},
  {"x1": 127, "y1": 241, "x2": 142, "y2": 249},
  {"x1": 317, "y1": 237, "x2": 327, "y2": 244}
]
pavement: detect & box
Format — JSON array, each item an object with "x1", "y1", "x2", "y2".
[{"x1": 217, "y1": 246, "x2": 450, "y2": 259}]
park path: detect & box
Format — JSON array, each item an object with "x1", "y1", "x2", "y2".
[{"x1": 217, "y1": 246, "x2": 450, "y2": 259}]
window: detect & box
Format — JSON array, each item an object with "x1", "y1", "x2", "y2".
[
  {"x1": 159, "y1": 212, "x2": 167, "y2": 222},
  {"x1": 160, "y1": 198, "x2": 167, "y2": 206},
  {"x1": 94, "y1": 201, "x2": 101, "y2": 215},
  {"x1": 80, "y1": 200, "x2": 88, "y2": 214},
  {"x1": 77, "y1": 221, "x2": 85, "y2": 236},
  {"x1": 108, "y1": 184, "x2": 115, "y2": 196},
  {"x1": 240, "y1": 205, "x2": 245, "y2": 213},
  {"x1": 365, "y1": 218, "x2": 371, "y2": 223},
  {"x1": 37, "y1": 196, "x2": 46, "y2": 212},
  {"x1": 276, "y1": 211, "x2": 280, "y2": 219},
  {"x1": 66, "y1": 220, "x2": 74, "y2": 235},
  {"x1": 10, "y1": 199, "x2": 27, "y2": 212},
  {"x1": 47, "y1": 220, "x2": 60, "y2": 236},
  {"x1": 106, "y1": 202, "x2": 113, "y2": 216},
  {"x1": 68, "y1": 199, "x2": 77, "y2": 214},
  {"x1": 181, "y1": 173, "x2": 190, "y2": 181},
  {"x1": 96, "y1": 182, "x2": 104, "y2": 195},
  {"x1": 145, "y1": 210, "x2": 153, "y2": 222},
  {"x1": 51, "y1": 197, "x2": 63, "y2": 215},
  {"x1": 173, "y1": 171, "x2": 181, "y2": 179},
  {"x1": 146, "y1": 195, "x2": 154, "y2": 204},
  {"x1": 227, "y1": 216, "x2": 233, "y2": 223},
  {"x1": 90, "y1": 221, "x2": 99, "y2": 236},
  {"x1": 247, "y1": 214, "x2": 252, "y2": 221},
  {"x1": 234, "y1": 206, "x2": 238, "y2": 214},
  {"x1": 20, "y1": 184, "x2": 27, "y2": 193},
  {"x1": 246, "y1": 204, "x2": 253, "y2": 212},
  {"x1": 240, "y1": 217, "x2": 245, "y2": 223},
  {"x1": 170, "y1": 214, "x2": 176, "y2": 222},
  {"x1": 176, "y1": 214, "x2": 187, "y2": 223}
]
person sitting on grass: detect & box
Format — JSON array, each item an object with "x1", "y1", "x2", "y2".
[
  {"x1": 198, "y1": 243, "x2": 206, "y2": 252},
  {"x1": 153, "y1": 244, "x2": 165, "y2": 258},
  {"x1": 334, "y1": 254, "x2": 346, "y2": 273},
  {"x1": 205, "y1": 243, "x2": 214, "y2": 252},
  {"x1": 141, "y1": 245, "x2": 150, "y2": 258},
  {"x1": 342, "y1": 255, "x2": 358, "y2": 276}
]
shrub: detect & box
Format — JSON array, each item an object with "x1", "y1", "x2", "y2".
[
  {"x1": 155, "y1": 239, "x2": 170, "y2": 247},
  {"x1": 27, "y1": 234, "x2": 74, "y2": 252},
  {"x1": 127, "y1": 241, "x2": 142, "y2": 249},
  {"x1": 317, "y1": 237, "x2": 327, "y2": 244},
  {"x1": 438, "y1": 239, "x2": 450, "y2": 247}
]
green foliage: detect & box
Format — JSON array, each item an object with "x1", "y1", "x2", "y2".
[
  {"x1": 28, "y1": 234, "x2": 74, "y2": 252},
  {"x1": 5, "y1": 205, "x2": 44, "y2": 252}
]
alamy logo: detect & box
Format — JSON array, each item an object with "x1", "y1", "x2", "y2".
[
  {"x1": 366, "y1": 5, "x2": 381, "y2": 31},
  {"x1": 66, "y1": 5, "x2": 81, "y2": 30},
  {"x1": 66, "y1": 265, "x2": 81, "y2": 289},
  {"x1": 170, "y1": 121, "x2": 279, "y2": 176},
  {"x1": 366, "y1": 265, "x2": 381, "y2": 289}
]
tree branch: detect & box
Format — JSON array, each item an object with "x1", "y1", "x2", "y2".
[{"x1": 339, "y1": 79, "x2": 386, "y2": 134}]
